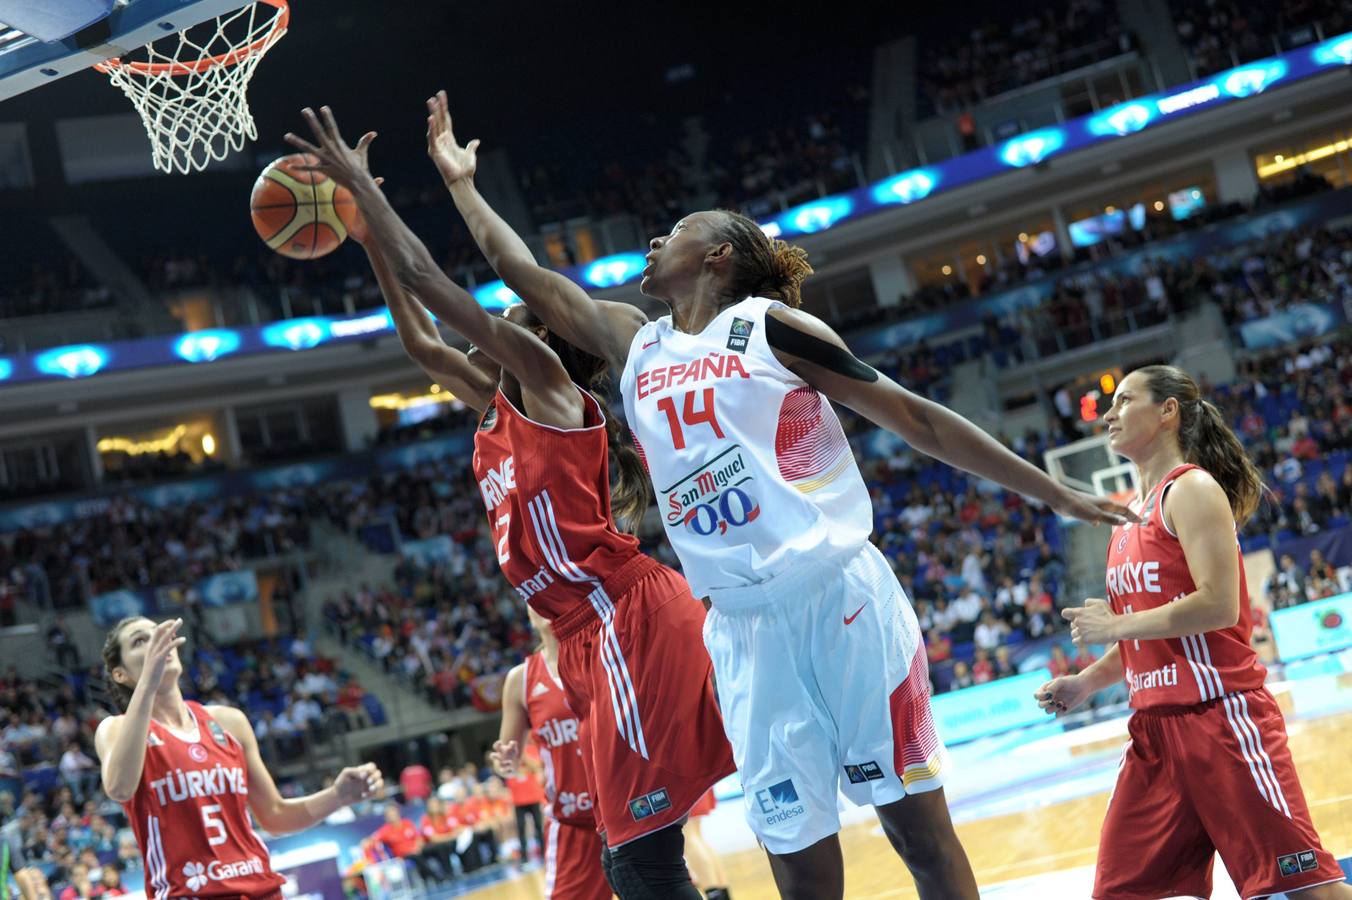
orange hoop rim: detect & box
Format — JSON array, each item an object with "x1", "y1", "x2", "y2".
[{"x1": 94, "y1": 0, "x2": 288, "y2": 77}]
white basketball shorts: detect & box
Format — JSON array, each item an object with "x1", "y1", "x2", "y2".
[{"x1": 702, "y1": 541, "x2": 949, "y2": 855}]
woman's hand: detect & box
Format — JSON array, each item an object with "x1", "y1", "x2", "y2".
[
  {"x1": 426, "y1": 90, "x2": 479, "y2": 186},
  {"x1": 1034, "y1": 674, "x2": 1093, "y2": 716},
  {"x1": 284, "y1": 106, "x2": 378, "y2": 193},
  {"x1": 139, "y1": 619, "x2": 186, "y2": 693}
]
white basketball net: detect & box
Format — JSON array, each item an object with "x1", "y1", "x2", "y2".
[{"x1": 97, "y1": 0, "x2": 287, "y2": 175}]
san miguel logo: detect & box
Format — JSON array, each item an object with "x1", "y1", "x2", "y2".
[
  {"x1": 1318, "y1": 608, "x2": 1344, "y2": 630},
  {"x1": 661, "y1": 445, "x2": 761, "y2": 535}
]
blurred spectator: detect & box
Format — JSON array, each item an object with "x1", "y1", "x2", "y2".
[{"x1": 370, "y1": 802, "x2": 446, "y2": 886}]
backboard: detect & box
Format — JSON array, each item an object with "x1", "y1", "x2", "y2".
[{"x1": 0, "y1": 0, "x2": 251, "y2": 101}]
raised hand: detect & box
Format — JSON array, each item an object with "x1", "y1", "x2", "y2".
[
  {"x1": 284, "y1": 106, "x2": 377, "y2": 192},
  {"x1": 141, "y1": 618, "x2": 186, "y2": 692},
  {"x1": 489, "y1": 738, "x2": 520, "y2": 777},
  {"x1": 1034, "y1": 675, "x2": 1092, "y2": 716},
  {"x1": 426, "y1": 90, "x2": 479, "y2": 186},
  {"x1": 333, "y1": 762, "x2": 384, "y2": 805}
]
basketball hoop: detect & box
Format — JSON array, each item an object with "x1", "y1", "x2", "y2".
[{"x1": 95, "y1": 0, "x2": 288, "y2": 175}]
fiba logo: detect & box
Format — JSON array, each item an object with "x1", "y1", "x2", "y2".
[
  {"x1": 189, "y1": 743, "x2": 209, "y2": 763},
  {"x1": 183, "y1": 861, "x2": 208, "y2": 891}
]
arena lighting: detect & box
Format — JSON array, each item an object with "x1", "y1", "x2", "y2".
[
  {"x1": 473, "y1": 280, "x2": 520, "y2": 309},
  {"x1": 1155, "y1": 83, "x2": 1221, "y2": 115},
  {"x1": 1217, "y1": 60, "x2": 1288, "y2": 98},
  {"x1": 34, "y1": 344, "x2": 108, "y2": 378},
  {"x1": 2, "y1": 34, "x2": 1351, "y2": 389},
  {"x1": 201, "y1": 433, "x2": 216, "y2": 456},
  {"x1": 774, "y1": 196, "x2": 854, "y2": 236},
  {"x1": 582, "y1": 252, "x2": 648, "y2": 288},
  {"x1": 329, "y1": 310, "x2": 393, "y2": 339},
  {"x1": 1100, "y1": 373, "x2": 1116, "y2": 394},
  {"x1": 1257, "y1": 139, "x2": 1351, "y2": 178},
  {"x1": 998, "y1": 129, "x2": 1066, "y2": 167},
  {"x1": 1313, "y1": 35, "x2": 1352, "y2": 66},
  {"x1": 97, "y1": 424, "x2": 187, "y2": 456},
  {"x1": 872, "y1": 169, "x2": 939, "y2": 205},
  {"x1": 1087, "y1": 101, "x2": 1156, "y2": 137},
  {"x1": 368, "y1": 389, "x2": 458, "y2": 410},
  {"x1": 173, "y1": 329, "x2": 241, "y2": 363},
  {"x1": 261, "y1": 318, "x2": 328, "y2": 351}
]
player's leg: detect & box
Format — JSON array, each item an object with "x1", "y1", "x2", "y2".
[
  {"x1": 874, "y1": 789, "x2": 975, "y2": 899},
  {"x1": 702, "y1": 581, "x2": 846, "y2": 899},
  {"x1": 585, "y1": 565, "x2": 736, "y2": 898},
  {"x1": 764, "y1": 836, "x2": 845, "y2": 900},
  {"x1": 1191, "y1": 690, "x2": 1349, "y2": 899},
  {"x1": 1093, "y1": 712, "x2": 1214, "y2": 899},
  {"x1": 682, "y1": 816, "x2": 730, "y2": 896},
  {"x1": 813, "y1": 544, "x2": 976, "y2": 899},
  {"x1": 606, "y1": 823, "x2": 703, "y2": 899}
]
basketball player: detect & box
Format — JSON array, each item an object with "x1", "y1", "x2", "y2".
[
  {"x1": 421, "y1": 91, "x2": 1135, "y2": 900},
  {"x1": 1039, "y1": 365, "x2": 1351, "y2": 900},
  {"x1": 285, "y1": 106, "x2": 734, "y2": 900},
  {"x1": 682, "y1": 790, "x2": 732, "y2": 900},
  {"x1": 95, "y1": 617, "x2": 384, "y2": 899},
  {"x1": 493, "y1": 607, "x2": 611, "y2": 900}
]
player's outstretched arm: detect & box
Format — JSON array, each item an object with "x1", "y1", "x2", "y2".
[
  {"x1": 360, "y1": 236, "x2": 495, "y2": 413},
  {"x1": 489, "y1": 664, "x2": 528, "y2": 778},
  {"x1": 1064, "y1": 471, "x2": 1240, "y2": 645},
  {"x1": 286, "y1": 106, "x2": 578, "y2": 420},
  {"x1": 761, "y1": 306, "x2": 1140, "y2": 527},
  {"x1": 425, "y1": 91, "x2": 647, "y2": 370},
  {"x1": 209, "y1": 705, "x2": 383, "y2": 834}
]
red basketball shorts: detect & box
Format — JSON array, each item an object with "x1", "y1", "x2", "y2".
[
  {"x1": 553, "y1": 554, "x2": 736, "y2": 848},
  {"x1": 689, "y1": 788, "x2": 717, "y2": 819},
  {"x1": 542, "y1": 817, "x2": 610, "y2": 900},
  {"x1": 1094, "y1": 687, "x2": 1346, "y2": 899}
]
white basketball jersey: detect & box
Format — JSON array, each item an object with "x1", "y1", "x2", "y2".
[{"x1": 619, "y1": 296, "x2": 873, "y2": 598}]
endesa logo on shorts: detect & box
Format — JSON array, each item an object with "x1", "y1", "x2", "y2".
[
  {"x1": 755, "y1": 779, "x2": 806, "y2": 826},
  {"x1": 661, "y1": 445, "x2": 761, "y2": 536}
]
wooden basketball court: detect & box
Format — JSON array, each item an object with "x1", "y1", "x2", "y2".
[{"x1": 466, "y1": 697, "x2": 1352, "y2": 899}]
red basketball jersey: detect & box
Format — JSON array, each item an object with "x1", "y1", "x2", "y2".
[
  {"x1": 1105, "y1": 463, "x2": 1266, "y2": 708},
  {"x1": 525, "y1": 651, "x2": 594, "y2": 828},
  {"x1": 471, "y1": 387, "x2": 642, "y2": 620},
  {"x1": 122, "y1": 701, "x2": 283, "y2": 899}
]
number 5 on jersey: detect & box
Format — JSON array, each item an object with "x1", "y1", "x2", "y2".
[
  {"x1": 203, "y1": 803, "x2": 226, "y2": 846},
  {"x1": 656, "y1": 388, "x2": 724, "y2": 450}
]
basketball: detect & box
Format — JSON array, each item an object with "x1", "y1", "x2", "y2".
[{"x1": 250, "y1": 153, "x2": 362, "y2": 259}]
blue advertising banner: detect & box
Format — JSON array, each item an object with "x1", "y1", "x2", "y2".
[
  {"x1": 89, "y1": 589, "x2": 155, "y2": 626},
  {"x1": 89, "y1": 572, "x2": 257, "y2": 623},
  {"x1": 197, "y1": 570, "x2": 259, "y2": 607},
  {"x1": 930, "y1": 667, "x2": 1051, "y2": 745},
  {"x1": 1239, "y1": 301, "x2": 1349, "y2": 349},
  {"x1": 1271, "y1": 592, "x2": 1352, "y2": 661}
]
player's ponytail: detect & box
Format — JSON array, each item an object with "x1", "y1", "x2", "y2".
[
  {"x1": 714, "y1": 209, "x2": 813, "y2": 308},
  {"x1": 1136, "y1": 365, "x2": 1265, "y2": 525},
  {"x1": 102, "y1": 617, "x2": 140, "y2": 711},
  {"x1": 517, "y1": 308, "x2": 652, "y2": 533},
  {"x1": 593, "y1": 390, "x2": 651, "y2": 533}
]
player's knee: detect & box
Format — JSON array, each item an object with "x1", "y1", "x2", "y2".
[
  {"x1": 881, "y1": 812, "x2": 957, "y2": 866},
  {"x1": 606, "y1": 824, "x2": 702, "y2": 900}
]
